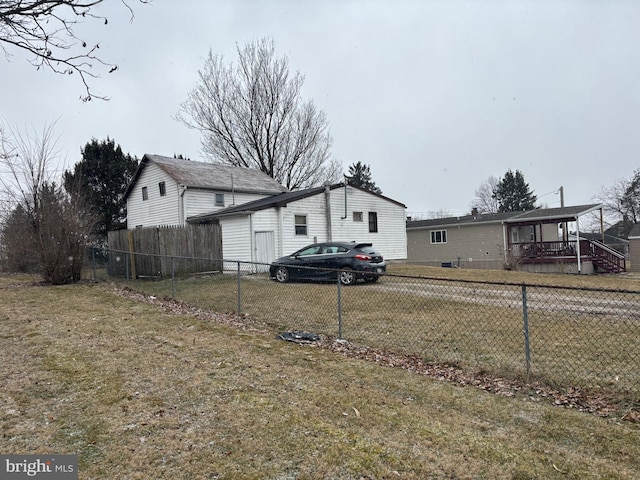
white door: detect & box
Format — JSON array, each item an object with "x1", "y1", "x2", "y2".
[{"x1": 254, "y1": 231, "x2": 275, "y2": 272}]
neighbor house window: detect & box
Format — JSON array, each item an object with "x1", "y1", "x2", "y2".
[
  {"x1": 215, "y1": 193, "x2": 224, "y2": 207},
  {"x1": 158, "y1": 181, "x2": 166, "y2": 196},
  {"x1": 142, "y1": 186, "x2": 148, "y2": 201},
  {"x1": 353, "y1": 211, "x2": 363, "y2": 222},
  {"x1": 430, "y1": 230, "x2": 447, "y2": 244},
  {"x1": 368, "y1": 212, "x2": 378, "y2": 233},
  {"x1": 295, "y1": 215, "x2": 308, "y2": 235}
]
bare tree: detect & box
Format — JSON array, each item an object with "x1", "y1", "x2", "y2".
[
  {"x1": 0, "y1": 0, "x2": 149, "y2": 101},
  {"x1": 470, "y1": 175, "x2": 499, "y2": 213},
  {"x1": 177, "y1": 37, "x2": 341, "y2": 190},
  {"x1": 0, "y1": 121, "x2": 95, "y2": 282},
  {"x1": 591, "y1": 179, "x2": 629, "y2": 229}
]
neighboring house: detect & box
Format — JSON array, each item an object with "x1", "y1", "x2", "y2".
[
  {"x1": 407, "y1": 204, "x2": 625, "y2": 274},
  {"x1": 628, "y1": 224, "x2": 640, "y2": 273},
  {"x1": 188, "y1": 183, "x2": 408, "y2": 264},
  {"x1": 123, "y1": 154, "x2": 407, "y2": 266},
  {"x1": 124, "y1": 154, "x2": 288, "y2": 228}
]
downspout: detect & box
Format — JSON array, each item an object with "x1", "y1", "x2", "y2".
[
  {"x1": 179, "y1": 185, "x2": 188, "y2": 225},
  {"x1": 325, "y1": 184, "x2": 332, "y2": 241},
  {"x1": 276, "y1": 206, "x2": 283, "y2": 258},
  {"x1": 341, "y1": 176, "x2": 348, "y2": 219},
  {"x1": 249, "y1": 213, "x2": 254, "y2": 264}
]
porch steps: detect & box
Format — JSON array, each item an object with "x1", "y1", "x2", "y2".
[{"x1": 589, "y1": 240, "x2": 626, "y2": 273}]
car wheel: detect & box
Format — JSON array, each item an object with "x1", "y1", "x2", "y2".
[
  {"x1": 275, "y1": 266, "x2": 289, "y2": 283},
  {"x1": 364, "y1": 274, "x2": 379, "y2": 283},
  {"x1": 339, "y1": 268, "x2": 356, "y2": 285}
]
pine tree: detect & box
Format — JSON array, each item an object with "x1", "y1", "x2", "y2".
[
  {"x1": 493, "y1": 169, "x2": 537, "y2": 212},
  {"x1": 346, "y1": 161, "x2": 382, "y2": 194},
  {"x1": 63, "y1": 138, "x2": 138, "y2": 238}
]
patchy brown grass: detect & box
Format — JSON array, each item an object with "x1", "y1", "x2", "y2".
[
  {"x1": 118, "y1": 264, "x2": 640, "y2": 394},
  {"x1": 1, "y1": 275, "x2": 639, "y2": 479}
]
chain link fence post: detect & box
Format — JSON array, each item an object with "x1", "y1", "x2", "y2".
[
  {"x1": 522, "y1": 284, "x2": 531, "y2": 383},
  {"x1": 337, "y1": 275, "x2": 343, "y2": 339},
  {"x1": 171, "y1": 256, "x2": 176, "y2": 299}
]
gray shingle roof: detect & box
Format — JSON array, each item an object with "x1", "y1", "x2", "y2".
[
  {"x1": 407, "y1": 204, "x2": 603, "y2": 230},
  {"x1": 629, "y1": 224, "x2": 640, "y2": 239},
  {"x1": 124, "y1": 154, "x2": 289, "y2": 199}
]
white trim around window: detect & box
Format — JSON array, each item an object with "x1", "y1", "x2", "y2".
[
  {"x1": 294, "y1": 214, "x2": 308, "y2": 236},
  {"x1": 430, "y1": 229, "x2": 447, "y2": 244}
]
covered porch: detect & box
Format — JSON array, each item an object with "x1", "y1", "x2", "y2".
[{"x1": 503, "y1": 204, "x2": 625, "y2": 274}]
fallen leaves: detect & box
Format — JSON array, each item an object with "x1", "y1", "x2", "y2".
[{"x1": 114, "y1": 286, "x2": 640, "y2": 424}]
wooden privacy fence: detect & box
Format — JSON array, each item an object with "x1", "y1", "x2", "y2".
[{"x1": 107, "y1": 224, "x2": 222, "y2": 278}]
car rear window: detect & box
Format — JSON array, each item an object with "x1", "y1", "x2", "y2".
[{"x1": 358, "y1": 246, "x2": 377, "y2": 254}]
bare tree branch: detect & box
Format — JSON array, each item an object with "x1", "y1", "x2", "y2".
[
  {"x1": 177, "y1": 37, "x2": 341, "y2": 190},
  {"x1": 0, "y1": 0, "x2": 150, "y2": 101},
  {"x1": 470, "y1": 175, "x2": 499, "y2": 214}
]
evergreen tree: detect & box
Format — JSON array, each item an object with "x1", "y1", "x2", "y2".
[
  {"x1": 492, "y1": 169, "x2": 537, "y2": 212},
  {"x1": 63, "y1": 138, "x2": 138, "y2": 238},
  {"x1": 620, "y1": 169, "x2": 640, "y2": 227},
  {"x1": 346, "y1": 161, "x2": 382, "y2": 194}
]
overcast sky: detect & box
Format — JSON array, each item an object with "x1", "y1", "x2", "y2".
[{"x1": 2, "y1": 0, "x2": 639, "y2": 217}]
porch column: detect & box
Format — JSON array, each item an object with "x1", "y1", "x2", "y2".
[{"x1": 502, "y1": 223, "x2": 509, "y2": 264}]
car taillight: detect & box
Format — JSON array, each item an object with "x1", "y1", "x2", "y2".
[{"x1": 354, "y1": 254, "x2": 371, "y2": 260}]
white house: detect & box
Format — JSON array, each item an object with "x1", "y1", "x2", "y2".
[
  {"x1": 188, "y1": 183, "x2": 408, "y2": 263},
  {"x1": 123, "y1": 154, "x2": 407, "y2": 264},
  {"x1": 124, "y1": 154, "x2": 289, "y2": 228}
]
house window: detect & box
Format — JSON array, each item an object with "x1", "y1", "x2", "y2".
[
  {"x1": 430, "y1": 230, "x2": 447, "y2": 244},
  {"x1": 295, "y1": 215, "x2": 308, "y2": 236},
  {"x1": 215, "y1": 193, "x2": 224, "y2": 207},
  {"x1": 142, "y1": 186, "x2": 148, "y2": 201},
  {"x1": 368, "y1": 212, "x2": 378, "y2": 233},
  {"x1": 353, "y1": 211, "x2": 363, "y2": 222},
  {"x1": 158, "y1": 181, "x2": 166, "y2": 197}
]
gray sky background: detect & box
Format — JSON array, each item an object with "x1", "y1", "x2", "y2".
[{"x1": 2, "y1": 0, "x2": 639, "y2": 218}]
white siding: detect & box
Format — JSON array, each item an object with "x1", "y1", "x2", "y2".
[
  {"x1": 213, "y1": 185, "x2": 407, "y2": 264},
  {"x1": 328, "y1": 186, "x2": 407, "y2": 260},
  {"x1": 184, "y1": 190, "x2": 271, "y2": 219},
  {"x1": 126, "y1": 164, "x2": 180, "y2": 227},
  {"x1": 220, "y1": 216, "x2": 252, "y2": 262},
  {"x1": 127, "y1": 161, "x2": 278, "y2": 228},
  {"x1": 281, "y1": 194, "x2": 329, "y2": 255}
]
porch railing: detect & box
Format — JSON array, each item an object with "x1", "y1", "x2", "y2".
[
  {"x1": 510, "y1": 240, "x2": 579, "y2": 260},
  {"x1": 589, "y1": 240, "x2": 626, "y2": 273},
  {"x1": 510, "y1": 240, "x2": 626, "y2": 273}
]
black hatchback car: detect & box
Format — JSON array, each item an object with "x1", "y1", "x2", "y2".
[{"x1": 269, "y1": 242, "x2": 386, "y2": 285}]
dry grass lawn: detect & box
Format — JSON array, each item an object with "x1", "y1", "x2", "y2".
[{"x1": 1, "y1": 274, "x2": 639, "y2": 479}]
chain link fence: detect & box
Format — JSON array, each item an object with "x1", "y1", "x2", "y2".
[{"x1": 88, "y1": 248, "x2": 640, "y2": 394}]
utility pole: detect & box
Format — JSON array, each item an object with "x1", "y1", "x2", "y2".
[{"x1": 560, "y1": 186, "x2": 568, "y2": 242}]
